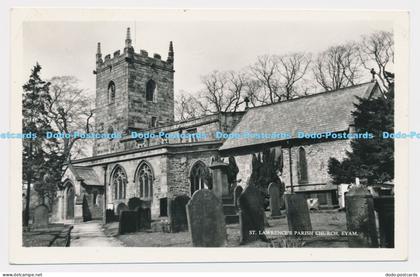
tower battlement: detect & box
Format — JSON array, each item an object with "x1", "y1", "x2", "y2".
[
  {"x1": 95, "y1": 27, "x2": 174, "y2": 74},
  {"x1": 93, "y1": 27, "x2": 175, "y2": 156}
]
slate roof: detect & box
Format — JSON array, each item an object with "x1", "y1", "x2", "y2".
[
  {"x1": 219, "y1": 82, "x2": 378, "y2": 151},
  {"x1": 69, "y1": 165, "x2": 102, "y2": 186}
]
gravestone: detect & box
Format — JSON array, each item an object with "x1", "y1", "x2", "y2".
[
  {"x1": 82, "y1": 195, "x2": 92, "y2": 222},
  {"x1": 268, "y1": 182, "x2": 282, "y2": 218},
  {"x1": 373, "y1": 195, "x2": 394, "y2": 248},
  {"x1": 116, "y1": 203, "x2": 129, "y2": 219},
  {"x1": 128, "y1": 197, "x2": 142, "y2": 210},
  {"x1": 238, "y1": 184, "x2": 268, "y2": 243},
  {"x1": 233, "y1": 185, "x2": 243, "y2": 211},
  {"x1": 168, "y1": 195, "x2": 190, "y2": 232},
  {"x1": 118, "y1": 210, "x2": 138, "y2": 234},
  {"x1": 345, "y1": 185, "x2": 379, "y2": 247},
  {"x1": 284, "y1": 193, "x2": 312, "y2": 232},
  {"x1": 105, "y1": 209, "x2": 116, "y2": 223},
  {"x1": 33, "y1": 205, "x2": 49, "y2": 229},
  {"x1": 136, "y1": 206, "x2": 152, "y2": 230},
  {"x1": 186, "y1": 189, "x2": 227, "y2": 247}
]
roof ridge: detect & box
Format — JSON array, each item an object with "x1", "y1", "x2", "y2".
[{"x1": 247, "y1": 81, "x2": 375, "y2": 111}]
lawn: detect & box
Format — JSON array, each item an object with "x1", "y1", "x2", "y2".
[{"x1": 102, "y1": 210, "x2": 348, "y2": 248}]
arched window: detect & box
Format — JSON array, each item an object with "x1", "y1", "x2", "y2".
[
  {"x1": 297, "y1": 147, "x2": 308, "y2": 184},
  {"x1": 146, "y1": 80, "x2": 156, "y2": 102},
  {"x1": 137, "y1": 162, "x2": 154, "y2": 200},
  {"x1": 111, "y1": 166, "x2": 127, "y2": 200},
  {"x1": 190, "y1": 161, "x2": 210, "y2": 195},
  {"x1": 108, "y1": 81, "x2": 116, "y2": 103}
]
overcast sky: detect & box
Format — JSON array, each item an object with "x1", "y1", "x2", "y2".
[{"x1": 23, "y1": 20, "x2": 392, "y2": 97}]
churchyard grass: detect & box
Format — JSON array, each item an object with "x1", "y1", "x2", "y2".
[{"x1": 101, "y1": 211, "x2": 346, "y2": 247}]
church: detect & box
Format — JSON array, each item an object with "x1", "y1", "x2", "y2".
[{"x1": 51, "y1": 28, "x2": 381, "y2": 223}]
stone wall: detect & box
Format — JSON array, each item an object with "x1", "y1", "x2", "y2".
[
  {"x1": 167, "y1": 150, "x2": 218, "y2": 198},
  {"x1": 282, "y1": 140, "x2": 351, "y2": 191},
  {"x1": 104, "y1": 154, "x2": 167, "y2": 218},
  {"x1": 93, "y1": 48, "x2": 175, "y2": 156},
  {"x1": 231, "y1": 140, "x2": 351, "y2": 192},
  {"x1": 94, "y1": 55, "x2": 130, "y2": 156},
  {"x1": 69, "y1": 142, "x2": 221, "y2": 219},
  {"x1": 127, "y1": 53, "x2": 174, "y2": 130}
]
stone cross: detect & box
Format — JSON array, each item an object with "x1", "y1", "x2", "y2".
[{"x1": 186, "y1": 189, "x2": 227, "y2": 247}]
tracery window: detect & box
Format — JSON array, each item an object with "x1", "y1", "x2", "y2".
[
  {"x1": 190, "y1": 161, "x2": 210, "y2": 195},
  {"x1": 138, "y1": 162, "x2": 153, "y2": 200},
  {"x1": 112, "y1": 166, "x2": 127, "y2": 200},
  {"x1": 297, "y1": 147, "x2": 308, "y2": 184}
]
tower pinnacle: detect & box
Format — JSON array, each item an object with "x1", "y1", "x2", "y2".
[
  {"x1": 125, "y1": 27, "x2": 133, "y2": 51},
  {"x1": 167, "y1": 41, "x2": 174, "y2": 63},
  {"x1": 96, "y1": 42, "x2": 102, "y2": 65}
]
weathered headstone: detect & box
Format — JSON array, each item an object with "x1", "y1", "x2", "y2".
[
  {"x1": 374, "y1": 196, "x2": 394, "y2": 248},
  {"x1": 136, "y1": 206, "x2": 152, "y2": 230},
  {"x1": 105, "y1": 209, "x2": 116, "y2": 223},
  {"x1": 268, "y1": 182, "x2": 282, "y2": 218},
  {"x1": 233, "y1": 185, "x2": 243, "y2": 211},
  {"x1": 118, "y1": 210, "x2": 138, "y2": 234},
  {"x1": 82, "y1": 195, "x2": 92, "y2": 222},
  {"x1": 128, "y1": 197, "x2": 142, "y2": 210},
  {"x1": 33, "y1": 205, "x2": 49, "y2": 229},
  {"x1": 238, "y1": 184, "x2": 268, "y2": 243},
  {"x1": 186, "y1": 189, "x2": 227, "y2": 247},
  {"x1": 168, "y1": 194, "x2": 190, "y2": 232},
  {"x1": 284, "y1": 193, "x2": 312, "y2": 232},
  {"x1": 116, "y1": 203, "x2": 129, "y2": 218},
  {"x1": 345, "y1": 185, "x2": 379, "y2": 247}
]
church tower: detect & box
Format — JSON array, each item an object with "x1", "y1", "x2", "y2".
[{"x1": 93, "y1": 28, "x2": 175, "y2": 155}]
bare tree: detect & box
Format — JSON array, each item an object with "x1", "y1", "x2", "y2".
[
  {"x1": 198, "y1": 70, "x2": 247, "y2": 113},
  {"x1": 278, "y1": 52, "x2": 312, "y2": 99},
  {"x1": 250, "y1": 53, "x2": 312, "y2": 104},
  {"x1": 359, "y1": 31, "x2": 394, "y2": 91},
  {"x1": 174, "y1": 91, "x2": 203, "y2": 120},
  {"x1": 243, "y1": 77, "x2": 263, "y2": 108},
  {"x1": 250, "y1": 55, "x2": 282, "y2": 104},
  {"x1": 313, "y1": 42, "x2": 362, "y2": 91},
  {"x1": 47, "y1": 76, "x2": 94, "y2": 168}
]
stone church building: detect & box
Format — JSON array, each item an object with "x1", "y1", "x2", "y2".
[{"x1": 52, "y1": 28, "x2": 381, "y2": 223}]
